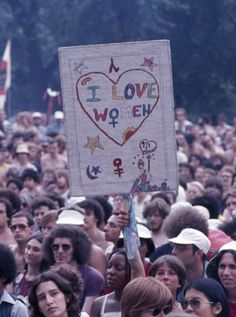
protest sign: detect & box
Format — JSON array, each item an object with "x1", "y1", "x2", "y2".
[{"x1": 59, "y1": 40, "x2": 177, "y2": 196}]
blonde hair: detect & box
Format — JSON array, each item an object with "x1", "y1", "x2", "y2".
[{"x1": 121, "y1": 277, "x2": 173, "y2": 317}]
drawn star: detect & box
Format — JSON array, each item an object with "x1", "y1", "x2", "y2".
[
  {"x1": 140, "y1": 57, "x2": 158, "y2": 71},
  {"x1": 91, "y1": 165, "x2": 102, "y2": 175},
  {"x1": 83, "y1": 136, "x2": 104, "y2": 154},
  {"x1": 73, "y1": 62, "x2": 88, "y2": 74}
]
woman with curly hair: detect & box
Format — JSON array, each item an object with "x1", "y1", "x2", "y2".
[{"x1": 28, "y1": 271, "x2": 84, "y2": 317}]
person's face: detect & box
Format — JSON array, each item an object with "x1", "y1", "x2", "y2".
[
  {"x1": 82, "y1": 209, "x2": 97, "y2": 230},
  {"x1": 186, "y1": 185, "x2": 202, "y2": 202},
  {"x1": 172, "y1": 244, "x2": 197, "y2": 267},
  {"x1": 179, "y1": 166, "x2": 192, "y2": 182},
  {"x1": 36, "y1": 281, "x2": 68, "y2": 317},
  {"x1": 176, "y1": 111, "x2": 186, "y2": 123},
  {"x1": 154, "y1": 262, "x2": 180, "y2": 296},
  {"x1": 106, "y1": 253, "x2": 128, "y2": 290},
  {"x1": 11, "y1": 217, "x2": 32, "y2": 243},
  {"x1": 7, "y1": 182, "x2": 20, "y2": 194},
  {"x1": 56, "y1": 176, "x2": 67, "y2": 188},
  {"x1": 104, "y1": 215, "x2": 121, "y2": 242},
  {"x1": 220, "y1": 172, "x2": 233, "y2": 188},
  {"x1": 52, "y1": 237, "x2": 74, "y2": 265},
  {"x1": 218, "y1": 252, "x2": 236, "y2": 292},
  {"x1": 23, "y1": 177, "x2": 36, "y2": 190},
  {"x1": 226, "y1": 196, "x2": 236, "y2": 216},
  {"x1": 33, "y1": 117, "x2": 42, "y2": 126},
  {"x1": 41, "y1": 221, "x2": 57, "y2": 237},
  {"x1": 195, "y1": 167, "x2": 204, "y2": 184},
  {"x1": 25, "y1": 238, "x2": 43, "y2": 266},
  {"x1": 17, "y1": 153, "x2": 28, "y2": 162},
  {"x1": 48, "y1": 143, "x2": 58, "y2": 156},
  {"x1": 0, "y1": 202, "x2": 9, "y2": 228},
  {"x1": 183, "y1": 288, "x2": 220, "y2": 317},
  {"x1": 35, "y1": 206, "x2": 50, "y2": 226},
  {"x1": 42, "y1": 171, "x2": 55, "y2": 187},
  {"x1": 190, "y1": 156, "x2": 201, "y2": 169},
  {"x1": 146, "y1": 211, "x2": 163, "y2": 232}
]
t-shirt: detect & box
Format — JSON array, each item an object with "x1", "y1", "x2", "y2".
[{"x1": 78, "y1": 264, "x2": 104, "y2": 307}]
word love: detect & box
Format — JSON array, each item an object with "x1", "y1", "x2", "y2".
[
  {"x1": 86, "y1": 82, "x2": 157, "y2": 102},
  {"x1": 77, "y1": 69, "x2": 159, "y2": 146}
]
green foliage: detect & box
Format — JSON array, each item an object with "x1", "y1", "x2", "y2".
[{"x1": 0, "y1": 0, "x2": 235, "y2": 119}]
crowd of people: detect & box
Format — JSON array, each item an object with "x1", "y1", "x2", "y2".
[{"x1": 0, "y1": 107, "x2": 236, "y2": 317}]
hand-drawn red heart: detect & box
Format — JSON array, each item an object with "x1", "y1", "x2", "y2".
[{"x1": 76, "y1": 69, "x2": 159, "y2": 146}]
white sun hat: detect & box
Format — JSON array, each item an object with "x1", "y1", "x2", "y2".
[{"x1": 169, "y1": 228, "x2": 211, "y2": 254}]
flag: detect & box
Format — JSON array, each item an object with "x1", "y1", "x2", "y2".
[{"x1": 0, "y1": 40, "x2": 11, "y2": 110}]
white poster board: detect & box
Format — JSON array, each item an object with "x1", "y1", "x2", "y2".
[{"x1": 59, "y1": 40, "x2": 178, "y2": 196}]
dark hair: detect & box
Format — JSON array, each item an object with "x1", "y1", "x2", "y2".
[
  {"x1": 92, "y1": 195, "x2": 113, "y2": 223},
  {"x1": 12, "y1": 211, "x2": 34, "y2": 227},
  {"x1": 43, "y1": 225, "x2": 92, "y2": 265},
  {"x1": 143, "y1": 198, "x2": 170, "y2": 219},
  {"x1": 0, "y1": 197, "x2": 13, "y2": 225},
  {"x1": 0, "y1": 189, "x2": 21, "y2": 213},
  {"x1": 21, "y1": 168, "x2": 40, "y2": 183},
  {"x1": 32, "y1": 197, "x2": 54, "y2": 213},
  {"x1": 108, "y1": 248, "x2": 131, "y2": 284},
  {"x1": 183, "y1": 278, "x2": 229, "y2": 317},
  {"x1": 28, "y1": 271, "x2": 80, "y2": 317},
  {"x1": 207, "y1": 249, "x2": 236, "y2": 284},
  {"x1": 150, "y1": 255, "x2": 186, "y2": 291},
  {"x1": 6, "y1": 178, "x2": 23, "y2": 191},
  {"x1": 219, "y1": 219, "x2": 236, "y2": 240},
  {"x1": 78, "y1": 198, "x2": 104, "y2": 227},
  {"x1": 0, "y1": 243, "x2": 16, "y2": 284},
  {"x1": 163, "y1": 204, "x2": 209, "y2": 238},
  {"x1": 46, "y1": 193, "x2": 65, "y2": 208},
  {"x1": 192, "y1": 194, "x2": 221, "y2": 219},
  {"x1": 151, "y1": 192, "x2": 172, "y2": 206},
  {"x1": 189, "y1": 154, "x2": 204, "y2": 166},
  {"x1": 205, "y1": 177, "x2": 224, "y2": 195}
]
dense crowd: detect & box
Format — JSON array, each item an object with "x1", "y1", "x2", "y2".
[{"x1": 0, "y1": 107, "x2": 236, "y2": 317}]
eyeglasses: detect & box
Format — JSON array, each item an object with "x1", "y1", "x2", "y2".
[
  {"x1": 11, "y1": 224, "x2": 28, "y2": 231},
  {"x1": 51, "y1": 243, "x2": 72, "y2": 252},
  {"x1": 182, "y1": 298, "x2": 214, "y2": 310},
  {"x1": 150, "y1": 304, "x2": 172, "y2": 316}
]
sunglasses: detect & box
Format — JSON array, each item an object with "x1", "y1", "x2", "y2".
[
  {"x1": 11, "y1": 224, "x2": 28, "y2": 231},
  {"x1": 182, "y1": 298, "x2": 214, "y2": 310},
  {"x1": 51, "y1": 243, "x2": 72, "y2": 252},
  {"x1": 150, "y1": 304, "x2": 172, "y2": 316}
]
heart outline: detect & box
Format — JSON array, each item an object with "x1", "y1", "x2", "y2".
[{"x1": 76, "y1": 69, "x2": 159, "y2": 146}]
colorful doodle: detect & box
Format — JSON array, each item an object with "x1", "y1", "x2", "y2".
[
  {"x1": 83, "y1": 135, "x2": 104, "y2": 154},
  {"x1": 76, "y1": 69, "x2": 159, "y2": 146},
  {"x1": 113, "y1": 158, "x2": 124, "y2": 177},
  {"x1": 140, "y1": 57, "x2": 158, "y2": 72}
]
